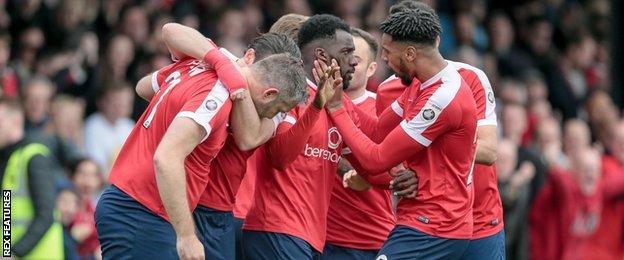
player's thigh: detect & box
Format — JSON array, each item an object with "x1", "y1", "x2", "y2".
[
  {"x1": 243, "y1": 230, "x2": 313, "y2": 260},
  {"x1": 460, "y1": 230, "x2": 506, "y2": 260},
  {"x1": 376, "y1": 225, "x2": 470, "y2": 260},
  {"x1": 95, "y1": 186, "x2": 177, "y2": 260},
  {"x1": 193, "y1": 206, "x2": 235, "y2": 260}
]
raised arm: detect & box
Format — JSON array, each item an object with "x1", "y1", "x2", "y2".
[{"x1": 161, "y1": 22, "x2": 246, "y2": 93}]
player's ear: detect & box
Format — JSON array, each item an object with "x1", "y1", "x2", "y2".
[
  {"x1": 243, "y1": 48, "x2": 256, "y2": 65},
  {"x1": 262, "y1": 88, "x2": 279, "y2": 102},
  {"x1": 314, "y1": 48, "x2": 328, "y2": 63},
  {"x1": 366, "y1": 61, "x2": 377, "y2": 78},
  {"x1": 404, "y1": 46, "x2": 417, "y2": 62},
  {"x1": 435, "y1": 36, "x2": 441, "y2": 48}
]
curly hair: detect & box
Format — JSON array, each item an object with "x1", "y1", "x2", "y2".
[
  {"x1": 297, "y1": 14, "x2": 351, "y2": 48},
  {"x1": 379, "y1": 4, "x2": 441, "y2": 45}
]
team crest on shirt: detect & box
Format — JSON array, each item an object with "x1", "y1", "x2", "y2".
[
  {"x1": 488, "y1": 91, "x2": 495, "y2": 103},
  {"x1": 205, "y1": 99, "x2": 218, "y2": 111},
  {"x1": 327, "y1": 127, "x2": 343, "y2": 149},
  {"x1": 422, "y1": 109, "x2": 435, "y2": 121}
]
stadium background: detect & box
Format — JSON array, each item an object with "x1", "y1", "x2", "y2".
[{"x1": 0, "y1": 0, "x2": 622, "y2": 259}]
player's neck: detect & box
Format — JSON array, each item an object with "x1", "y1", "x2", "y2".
[
  {"x1": 345, "y1": 85, "x2": 366, "y2": 100},
  {"x1": 413, "y1": 53, "x2": 447, "y2": 85}
]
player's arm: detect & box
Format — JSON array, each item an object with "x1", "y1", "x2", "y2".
[
  {"x1": 264, "y1": 60, "x2": 341, "y2": 169},
  {"x1": 327, "y1": 91, "x2": 454, "y2": 174},
  {"x1": 136, "y1": 74, "x2": 156, "y2": 101},
  {"x1": 229, "y1": 89, "x2": 283, "y2": 151},
  {"x1": 475, "y1": 125, "x2": 497, "y2": 165},
  {"x1": 161, "y1": 22, "x2": 246, "y2": 92},
  {"x1": 347, "y1": 98, "x2": 403, "y2": 143},
  {"x1": 153, "y1": 117, "x2": 205, "y2": 258}
]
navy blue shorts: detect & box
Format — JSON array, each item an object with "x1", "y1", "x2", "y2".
[
  {"x1": 95, "y1": 185, "x2": 178, "y2": 260},
  {"x1": 242, "y1": 230, "x2": 319, "y2": 259},
  {"x1": 460, "y1": 230, "x2": 505, "y2": 260},
  {"x1": 233, "y1": 217, "x2": 245, "y2": 260},
  {"x1": 193, "y1": 206, "x2": 235, "y2": 260},
  {"x1": 317, "y1": 243, "x2": 378, "y2": 260},
  {"x1": 376, "y1": 225, "x2": 470, "y2": 260}
]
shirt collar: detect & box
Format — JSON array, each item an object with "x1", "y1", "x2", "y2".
[{"x1": 420, "y1": 61, "x2": 453, "y2": 90}]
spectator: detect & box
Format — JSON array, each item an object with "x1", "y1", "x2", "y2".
[
  {"x1": 498, "y1": 139, "x2": 535, "y2": 260},
  {"x1": 546, "y1": 30, "x2": 597, "y2": 120},
  {"x1": 21, "y1": 76, "x2": 55, "y2": 134},
  {"x1": 535, "y1": 117, "x2": 567, "y2": 169},
  {"x1": 68, "y1": 157, "x2": 103, "y2": 259},
  {"x1": 0, "y1": 97, "x2": 64, "y2": 258},
  {"x1": 0, "y1": 31, "x2": 18, "y2": 99},
  {"x1": 57, "y1": 186, "x2": 80, "y2": 260},
  {"x1": 84, "y1": 82, "x2": 134, "y2": 176},
  {"x1": 529, "y1": 148, "x2": 624, "y2": 260},
  {"x1": 50, "y1": 95, "x2": 86, "y2": 152}
]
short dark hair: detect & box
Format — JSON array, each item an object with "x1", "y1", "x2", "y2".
[
  {"x1": 297, "y1": 14, "x2": 351, "y2": 48},
  {"x1": 379, "y1": 4, "x2": 441, "y2": 45},
  {"x1": 389, "y1": 0, "x2": 422, "y2": 14},
  {"x1": 249, "y1": 33, "x2": 301, "y2": 60},
  {"x1": 351, "y1": 28, "x2": 379, "y2": 60}
]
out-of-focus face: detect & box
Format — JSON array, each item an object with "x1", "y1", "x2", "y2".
[
  {"x1": 23, "y1": 82, "x2": 53, "y2": 124},
  {"x1": 563, "y1": 120, "x2": 591, "y2": 156},
  {"x1": 537, "y1": 119, "x2": 561, "y2": 150},
  {"x1": 497, "y1": 140, "x2": 518, "y2": 182},
  {"x1": 571, "y1": 37, "x2": 597, "y2": 69},
  {"x1": 99, "y1": 88, "x2": 134, "y2": 122},
  {"x1": 0, "y1": 104, "x2": 22, "y2": 146},
  {"x1": 122, "y1": 7, "x2": 149, "y2": 44},
  {"x1": 72, "y1": 160, "x2": 102, "y2": 197},
  {"x1": 348, "y1": 36, "x2": 374, "y2": 92},
  {"x1": 323, "y1": 30, "x2": 357, "y2": 89},
  {"x1": 502, "y1": 105, "x2": 527, "y2": 141},
  {"x1": 570, "y1": 149, "x2": 601, "y2": 195},
  {"x1": 489, "y1": 15, "x2": 514, "y2": 53},
  {"x1": 108, "y1": 35, "x2": 135, "y2": 71},
  {"x1": 56, "y1": 190, "x2": 78, "y2": 225},
  {"x1": 381, "y1": 33, "x2": 412, "y2": 86},
  {"x1": 609, "y1": 122, "x2": 624, "y2": 164}
]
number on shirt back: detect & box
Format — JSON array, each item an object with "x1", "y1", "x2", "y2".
[{"x1": 143, "y1": 70, "x2": 182, "y2": 128}]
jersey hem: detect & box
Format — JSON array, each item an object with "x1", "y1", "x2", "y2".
[{"x1": 242, "y1": 224, "x2": 324, "y2": 252}]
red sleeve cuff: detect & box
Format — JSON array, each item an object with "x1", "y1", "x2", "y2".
[{"x1": 203, "y1": 49, "x2": 246, "y2": 92}]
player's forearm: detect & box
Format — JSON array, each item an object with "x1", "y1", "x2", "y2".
[
  {"x1": 136, "y1": 75, "x2": 155, "y2": 101},
  {"x1": 161, "y1": 23, "x2": 211, "y2": 60},
  {"x1": 330, "y1": 107, "x2": 417, "y2": 174},
  {"x1": 231, "y1": 92, "x2": 274, "y2": 151},
  {"x1": 475, "y1": 125, "x2": 497, "y2": 165},
  {"x1": 154, "y1": 156, "x2": 196, "y2": 237},
  {"x1": 267, "y1": 105, "x2": 321, "y2": 169},
  {"x1": 353, "y1": 103, "x2": 402, "y2": 143}
]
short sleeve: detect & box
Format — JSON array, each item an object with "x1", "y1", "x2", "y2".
[
  {"x1": 176, "y1": 81, "x2": 231, "y2": 141},
  {"x1": 399, "y1": 85, "x2": 460, "y2": 147}
]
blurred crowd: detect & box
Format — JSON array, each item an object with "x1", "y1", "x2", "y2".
[{"x1": 0, "y1": 0, "x2": 621, "y2": 259}]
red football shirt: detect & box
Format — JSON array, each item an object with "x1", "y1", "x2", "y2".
[
  {"x1": 375, "y1": 61, "x2": 503, "y2": 239},
  {"x1": 325, "y1": 90, "x2": 396, "y2": 250},
  {"x1": 529, "y1": 167, "x2": 624, "y2": 260},
  {"x1": 198, "y1": 113, "x2": 284, "y2": 212},
  {"x1": 452, "y1": 61, "x2": 503, "y2": 238},
  {"x1": 243, "y1": 80, "x2": 345, "y2": 252},
  {"x1": 330, "y1": 63, "x2": 477, "y2": 239},
  {"x1": 109, "y1": 58, "x2": 232, "y2": 220},
  {"x1": 233, "y1": 152, "x2": 259, "y2": 219}
]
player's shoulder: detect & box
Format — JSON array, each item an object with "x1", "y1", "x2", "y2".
[
  {"x1": 449, "y1": 60, "x2": 492, "y2": 87},
  {"x1": 377, "y1": 75, "x2": 405, "y2": 91}
]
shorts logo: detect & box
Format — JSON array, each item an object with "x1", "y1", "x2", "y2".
[
  {"x1": 422, "y1": 109, "x2": 435, "y2": 121},
  {"x1": 327, "y1": 127, "x2": 342, "y2": 149},
  {"x1": 488, "y1": 92, "x2": 495, "y2": 103},
  {"x1": 376, "y1": 255, "x2": 388, "y2": 260},
  {"x1": 205, "y1": 99, "x2": 218, "y2": 111}
]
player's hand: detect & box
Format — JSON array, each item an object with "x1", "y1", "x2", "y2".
[
  {"x1": 343, "y1": 170, "x2": 372, "y2": 191},
  {"x1": 176, "y1": 235, "x2": 205, "y2": 260},
  {"x1": 312, "y1": 59, "x2": 342, "y2": 109},
  {"x1": 230, "y1": 88, "x2": 247, "y2": 101},
  {"x1": 390, "y1": 169, "x2": 418, "y2": 198}
]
